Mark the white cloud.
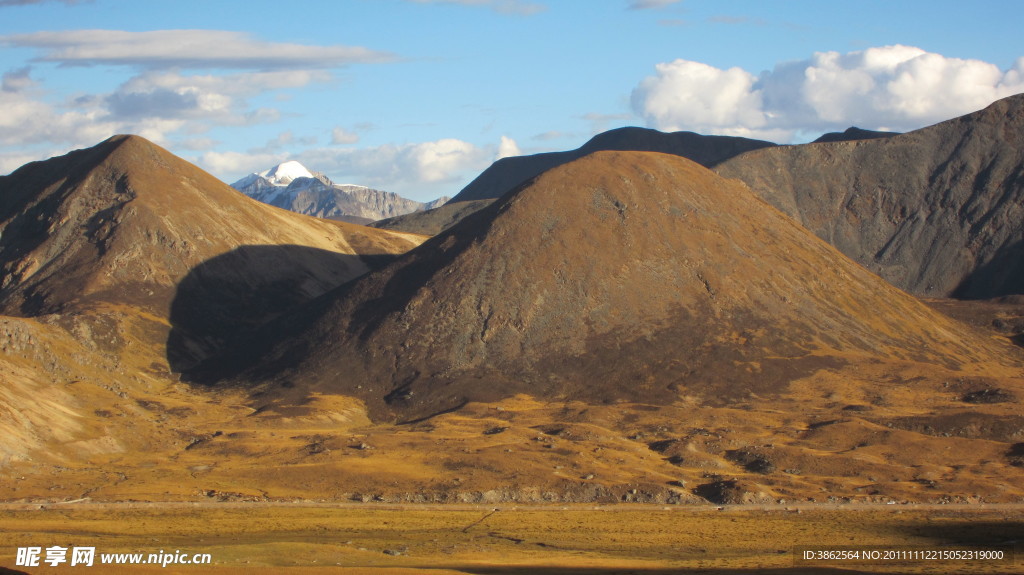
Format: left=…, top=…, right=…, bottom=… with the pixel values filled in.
left=0, top=151, right=46, bottom=175
left=496, top=135, right=521, bottom=159
left=331, top=127, right=360, bottom=145
left=631, top=45, right=1024, bottom=142
left=0, top=64, right=336, bottom=161
left=296, top=138, right=488, bottom=188
left=0, top=30, right=395, bottom=70
left=0, top=80, right=112, bottom=147
left=405, top=0, right=545, bottom=16
left=631, top=59, right=770, bottom=137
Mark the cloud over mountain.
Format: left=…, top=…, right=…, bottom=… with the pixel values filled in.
left=632, top=45, right=1024, bottom=141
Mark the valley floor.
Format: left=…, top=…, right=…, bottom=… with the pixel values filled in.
left=0, top=502, right=1021, bottom=574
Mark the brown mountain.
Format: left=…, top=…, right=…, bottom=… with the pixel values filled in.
left=372, top=127, right=776, bottom=236
left=715, top=93, right=1024, bottom=299
left=0, top=135, right=423, bottom=320
left=2, top=141, right=1022, bottom=506
left=238, top=150, right=1010, bottom=422
left=0, top=135, right=425, bottom=464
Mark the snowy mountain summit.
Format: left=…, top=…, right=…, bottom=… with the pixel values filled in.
left=259, top=160, right=315, bottom=185
left=231, top=161, right=448, bottom=224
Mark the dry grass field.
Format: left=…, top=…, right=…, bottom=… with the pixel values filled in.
left=0, top=503, right=1021, bottom=574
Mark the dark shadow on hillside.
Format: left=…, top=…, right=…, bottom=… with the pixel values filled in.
left=895, top=520, right=1024, bottom=547
left=953, top=240, right=1024, bottom=299
left=166, top=244, right=378, bottom=377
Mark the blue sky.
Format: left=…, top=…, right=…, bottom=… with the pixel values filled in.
left=1, top=0, right=1022, bottom=201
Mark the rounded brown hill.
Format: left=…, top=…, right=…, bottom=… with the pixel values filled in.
left=251, top=151, right=1008, bottom=420
left=0, top=135, right=426, bottom=371
left=0, top=135, right=424, bottom=318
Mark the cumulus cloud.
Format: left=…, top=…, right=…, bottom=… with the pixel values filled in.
left=496, top=135, right=521, bottom=159
left=632, top=59, right=771, bottom=137
left=0, top=30, right=395, bottom=159
left=294, top=139, right=489, bottom=189
left=405, top=0, right=545, bottom=16
left=199, top=137, right=490, bottom=200
left=0, top=80, right=114, bottom=147
left=199, top=150, right=290, bottom=182
left=0, top=64, right=340, bottom=165
left=101, top=69, right=327, bottom=126
left=631, top=45, right=1024, bottom=141
left=0, top=29, right=395, bottom=70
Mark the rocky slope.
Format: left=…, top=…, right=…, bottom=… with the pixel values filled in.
left=715, top=93, right=1024, bottom=299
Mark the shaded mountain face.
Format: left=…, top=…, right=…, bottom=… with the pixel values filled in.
left=0, top=135, right=425, bottom=359
left=242, top=151, right=1002, bottom=421
left=715, top=93, right=1024, bottom=299
left=371, top=198, right=495, bottom=236
left=232, top=162, right=449, bottom=222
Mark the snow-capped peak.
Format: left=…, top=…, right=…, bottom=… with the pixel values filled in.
left=259, top=161, right=314, bottom=186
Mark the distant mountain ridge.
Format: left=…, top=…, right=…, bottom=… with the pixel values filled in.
left=232, top=161, right=448, bottom=224
left=372, top=127, right=776, bottom=235
left=450, top=127, right=777, bottom=203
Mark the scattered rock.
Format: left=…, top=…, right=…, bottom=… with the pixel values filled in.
left=962, top=389, right=1016, bottom=404
left=726, top=448, right=776, bottom=474
left=694, top=479, right=757, bottom=505
left=647, top=438, right=679, bottom=453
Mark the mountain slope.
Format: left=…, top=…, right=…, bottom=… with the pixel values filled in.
left=0, top=135, right=425, bottom=465
left=0, top=136, right=424, bottom=317
left=715, top=93, right=1024, bottom=299
left=241, top=151, right=1009, bottom=421
left=0, top=135, right=427, bottom=374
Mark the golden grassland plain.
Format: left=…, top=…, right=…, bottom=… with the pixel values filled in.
left=1, top=503, right=1022, bottom=574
